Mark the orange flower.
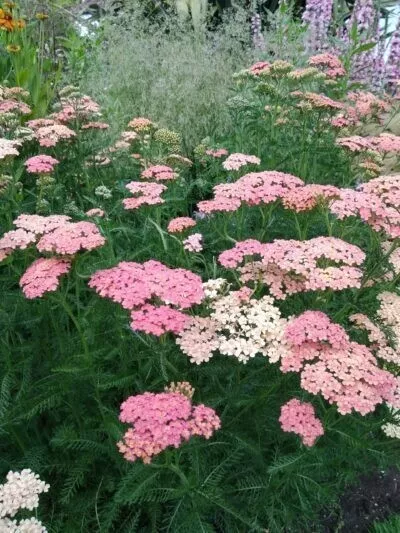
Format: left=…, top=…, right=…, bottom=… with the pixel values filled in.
left=0, top=9, right=14, bottom=31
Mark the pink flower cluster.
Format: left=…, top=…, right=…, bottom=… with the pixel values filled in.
left=167, top=217, right=196, bottom=233
left=24, top=155, right=59, bottom=174
left=279, top=399, right=324, bottom=446
left=197, top=171, right=304, bottom=214
left=128, top=117, right=154, bottom=132
left=330, top=175, right=400, bottom=238
left=123, top=181, right=166, bottom=210
left=183, top=233, right=203, bottom=253
left=0, top=99, right=31, bottom=115
left=141, top=165, right=177, bottom=181
left=205, top=148, right=229, bottom=158
left=89, top=260, right=204, bottom=336
left=81, top=121, right=109, bottom=130
left=55, top=95, right=101, bottom=123
left=280, top=311, right=398, bottom=415
left=296, top=92, right=344, bottom=111
left=86, top=208, right=105, bottom=218
left=222, top=153, right=261, bottom=171
left=20, top=258, right=72, bottom=299
left=35, top=124, right=76, bottom=147
left=117, top=391, right=220, bottom=463
left=219, top=237, right=365, bottom=299
left=248, top=61, right=271, bottom=75
left=337, top=133, right=400, bottom=154
left=308, top=53, right=345, bottom=78
left=0, top=215, right=105, bottom=298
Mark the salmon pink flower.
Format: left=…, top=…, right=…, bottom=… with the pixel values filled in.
left=25, top=155, right=59, bottom=174
left=20, top=257, right=72, bottom=299
left=279, top=399, right=324, bottom=446
left=167, top=217, right=196, bottom=233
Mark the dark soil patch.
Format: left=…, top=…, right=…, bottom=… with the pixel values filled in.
left=320, top=467, right=400, bottom=532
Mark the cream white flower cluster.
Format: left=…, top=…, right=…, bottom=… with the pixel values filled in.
left=177, top=287, right=288, bottom=364
left=383, top=405, right=400, bottom=440
left=202, top=278, right=228, bottom=300
left=0, top=470, right=49, bottom=532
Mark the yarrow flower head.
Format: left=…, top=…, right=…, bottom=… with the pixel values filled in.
left=279, top=311, right=398, bottom=415
left=0, top=469, right=49, bottom=518
left=36, top=221, right=105, bottom=255
left=0, top=138, right=19, bottom=159
left=85, top=208, right=105, bottom=218
left=123, top=181, right=166, bottom=210
left=20, top=258, right=72, bottom=299
left=128, top=117, right=154, bottom=132
left=219, top=237, right=365, bottom=299
left=89, top=260, right=204, bottom=311
left=130, top=304, right=190, bottom=336
left=35, top=124, right=76, bottom=147
left=279, top=398, right=324, bottom=446
left=308, top=53, right=346, bottom=77
left=167, top=217, right=196, bottom=233
left=117, top=391, right=220, bottom=463
left=141, top=165, right=177, bottom=181
left=24, top=155, right=59, bottom=174
left=183, top=233, right=203, bottom=253
left=222, top=153, right=261, bottom=171
left=205, top=148, right=228, bottom=158
left=13, top=214, right=71, bottom=235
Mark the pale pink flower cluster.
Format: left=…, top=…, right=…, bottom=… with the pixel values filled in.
left=85, top=208, right=105, bottom=218
left=222, top=153, right=261, bottom=171
left=130, top=304, right=190, bottom=336
left=308, top=53, right=345, bottom=77
left=0, top=99, right=31, bottom=115
left=24, top=155, right=59, bottom=174
left=205, top=148, right=229, bottom=158
left=167, top=217, right=196, bottom=233
left=128, top=117, right=154, bottom=132
left=123, top=181, right=166, bottom=210
left=298, top=92, right=344, bottom=110
left=19, top=258, right=72, bottom=299
left=197, top=171, right=304, bottom=214
left=35, top=124, right=76, bottom=147
left=55, top=95, right=101, bottom=123
left=280, top=311, right=398, bottom=415
left=177, top=289, right=288, bottom=364
left=141, top=165, right=177, bottom=181
left=0, top=138, right=20, bottom=159
left=347, top=91, right=390, bottom=117
left=36, top=221, right=105, bottom=255
left=0, top=215, right=104, bottom=298
left=183, top=233, right=203, bottom=253
left=283, top=184, right=340, bottom=211
left=337, top=133, right=400, bottom=154
left=330, top=175, right=400, bottom=238
left=117, top=391, right=220, bottom=463
left=0, top=516, right=47, bottom=531
left=26, top=118, right=56, bottom=131
left=219, top=237, right=365, bottom=299
left=350, top=311, right=400, bottom=365
left=0, top=469, right=49, bottom=518
left=279, top=398, right=324, bottom=446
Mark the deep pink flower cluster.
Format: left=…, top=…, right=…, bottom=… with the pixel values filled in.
left=280, top=311, right=398, bottom=415
left=123, top=181, right=166, bottom=210
left=219, top=237, right=365, bottom=299
left=279, top=399, right=324, bottom=446
left=19, top=258, right=72, bottom=299
left=308, top=53, right=345, bottom=77
left=35, top=124, right=76, bottom=147
left=117, top=391, right=220, bottom=463
left=167, top=217, right=196, bottom=233
left=197, top=171, right=304, bottom=214
left=36, top=221, right=105, bottom=255
left=222, top=153, right=261, bottom=171
left=330, top=175, right=400, bottom=238
left=141, top=165, right=177, bottom=181
left=89, top=260, right=204, bottom=310
left=90, top=260, right=204, bottom=336
left=24, top=155, right=59, bottom=174
left=130, top=304, right=190, bottom=336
